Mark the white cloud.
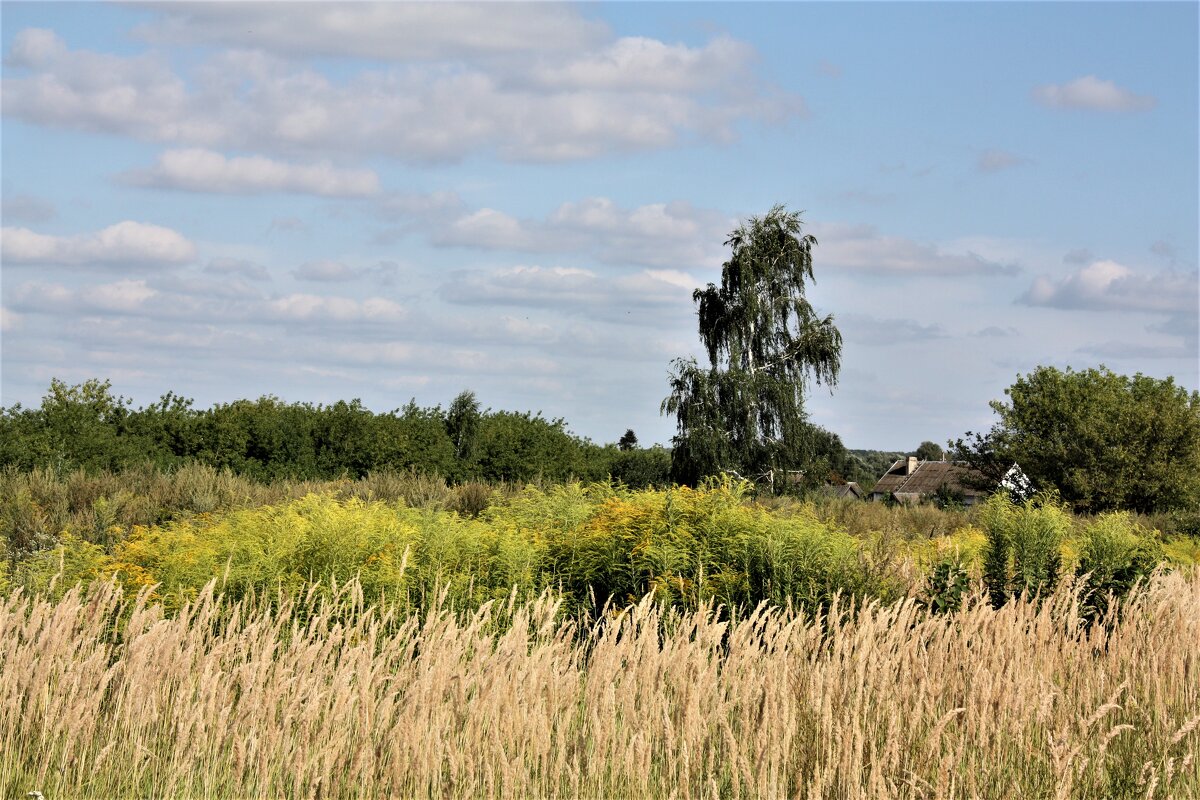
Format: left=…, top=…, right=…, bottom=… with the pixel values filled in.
left=434, top=197, right=731, bottom=267
left=89, top=279, right=158, bottom=312
left=3, top=26, right=800, bottom=164
left=812, top=223, right=1018, bottom=276
left=1, top=221, right=196, bottom=266
left=1032, top=75, right=1156, bottom=112
left=5, top=28, right=67, bottom=67
left=1020, top=260, right=1198, bottom=313
left=124, top=149, right=381, bottom=196
left=291, top=259, right=401, bottom=284
left=265, top=294, right=407, bottom=323
left=529, top=36, right=757, bottom=93
left=441, top=266, right=603, bottom=306
left=439, top=265, right=696, bottom=326
left=9, top=278, right=158, bottom=314
left=133, top=3, right=607, bottom=61
left=977, top=149, right=1028, bottom=173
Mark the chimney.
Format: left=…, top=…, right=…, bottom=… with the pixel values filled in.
left=906, top=456, right=918, bottom=475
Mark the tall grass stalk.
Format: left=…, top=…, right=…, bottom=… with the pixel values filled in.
left=2, top=572, right=1197, bottom=799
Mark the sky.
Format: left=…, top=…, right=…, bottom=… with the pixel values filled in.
left=1, top=1, right=1197, bottom=451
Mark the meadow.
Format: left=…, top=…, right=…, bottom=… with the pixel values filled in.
left=2, top=465, right=1198, bottom=798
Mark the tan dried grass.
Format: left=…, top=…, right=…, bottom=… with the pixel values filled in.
left=2, top=571, right=1197, bottom=799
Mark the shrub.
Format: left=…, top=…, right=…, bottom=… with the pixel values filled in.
left=449, top=482, right=493, bottom=518
left=1076, top=512, right=1163, bottom=623
left=981, top=492, right=1070, bottom=608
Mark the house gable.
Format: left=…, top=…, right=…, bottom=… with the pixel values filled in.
left=868, top=459, right=989, bottom=505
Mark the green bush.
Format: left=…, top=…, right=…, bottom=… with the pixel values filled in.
left=981, top=493, right=1070, bottom=608
left=1076, top=512, right=1163, bottom=623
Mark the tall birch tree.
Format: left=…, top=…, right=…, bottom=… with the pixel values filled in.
left=662, top=205, right=843, bottom=488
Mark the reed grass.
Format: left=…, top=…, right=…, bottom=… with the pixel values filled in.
left=2, top=571, right=1197, bottom=799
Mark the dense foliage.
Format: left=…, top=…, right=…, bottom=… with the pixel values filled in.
left=663, top=205, right=844, bottom=490
left=953, top=366, right=1200, bottom=513
left=4, top=469, right=1191, bottom=619
left=0, top=379, right=671, bottom=488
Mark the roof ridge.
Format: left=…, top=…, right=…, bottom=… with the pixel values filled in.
left=894, top=459, right=923, bottom=494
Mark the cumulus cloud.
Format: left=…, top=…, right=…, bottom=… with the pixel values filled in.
left=4, top=27, right=66, bottom=67
left=89, top=279, right=159, bottom=312
left=3, top=26, right=800, bottom=163
left=528, top=36, right=758, bottom=93
left=1, top=221, right=196, bottom=266
left=124, top=149, right=381, bottom=196
left=265, top=294, right=407, bottom=323
left=1020, top=260, right=1198, bottom=314
left=1, top=193, right=56, bottom=223
left=1032, top=75, right=1156, bottom=112
left=132, top=3, right=607, bottom=61
left=439, top=265, right=695, bottom=326
left=9, top=274, right=412, bottom=338
left=977, top=149, right=1028, bottom=173
left=292, top=260, right=401, bottom=284
left=9, top=278, right=159, bottom=315
left=812, top=223, right=1018, bottom=276
left=433, top=197, right=732, bottom=268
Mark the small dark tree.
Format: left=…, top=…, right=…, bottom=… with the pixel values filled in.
left=662, top=205, right=842, bottom=488
left=915, top=440, right=943, bottom=462
left=617, top=429, right=639, bottom=451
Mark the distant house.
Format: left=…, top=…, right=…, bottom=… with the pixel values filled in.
left=868, top=456, right=1028, bottom=507
left=832, top=481, right=865, bottom=500
left=817, top=481, right=865, bottom=500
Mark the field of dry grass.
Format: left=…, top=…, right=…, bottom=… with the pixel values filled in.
left=3, top=570, right=1197, bottom=799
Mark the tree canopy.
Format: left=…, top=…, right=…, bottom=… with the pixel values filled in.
left=952, top=365, right=1200, bottom=513
left=662, top=205, right=843, bottom=488
left=915, top=441, right=944, bottom=462
left=0, top=379, right=672, bottom=488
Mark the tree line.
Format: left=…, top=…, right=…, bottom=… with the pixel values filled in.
left=0, top=380, right=675, bottom=487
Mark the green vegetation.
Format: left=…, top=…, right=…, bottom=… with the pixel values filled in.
left=0, top=378, right=672, bottom=488
left=954, top=365, right=1200, bottom=513
left=3, top=465, right=1193, bottom=621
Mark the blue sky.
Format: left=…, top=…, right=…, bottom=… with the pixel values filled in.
left=2, top=1, right=1196, bottom=450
